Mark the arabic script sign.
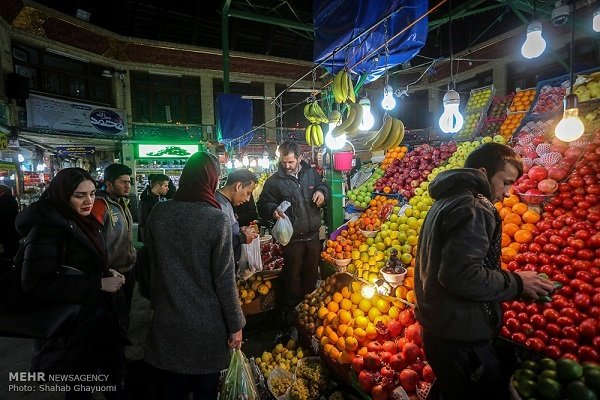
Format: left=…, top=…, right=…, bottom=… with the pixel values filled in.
left=57, top=146, right=96, bottom=156
left=26, top=94, right=128, bottom=136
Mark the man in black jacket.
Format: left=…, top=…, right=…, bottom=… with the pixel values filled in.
left=138, top=173, right=169, bottom=243
left=415, top=143, right=554, bottom=400
left=257, top=141, right=329, bottom=322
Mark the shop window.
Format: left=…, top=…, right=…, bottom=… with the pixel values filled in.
left=131, top=72, right=202, bottom=124
left=11, top=43, right=113, bottom=106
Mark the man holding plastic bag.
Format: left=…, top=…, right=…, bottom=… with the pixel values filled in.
left=216, top=169, right=259, bottom=275
left=257, top=141, right=329, bottom=326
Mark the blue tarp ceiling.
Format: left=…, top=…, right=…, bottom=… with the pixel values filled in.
left=313, top=0, right=429, bottom=83
left=216, top=94, right=254, bottom=147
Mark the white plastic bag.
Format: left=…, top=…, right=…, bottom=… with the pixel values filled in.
left=271, top=201, right=293, bottom=246
left=237, top=237, right=262, bottom=280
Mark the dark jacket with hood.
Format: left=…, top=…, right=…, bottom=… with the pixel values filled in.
left=15, top=200, right=123, bottom=373
left=414, top=168, right=523, bottom=343
left=257, top=160, right=329, bottom=241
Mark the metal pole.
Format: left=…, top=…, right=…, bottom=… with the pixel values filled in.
left=222, top=0, right=232, bottom=94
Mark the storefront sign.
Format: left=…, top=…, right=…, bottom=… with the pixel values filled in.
left=136, top=144, right=199, bottom=158
left=26, top=94, right=128, bottom=136
left=57, top=146, right=96, bottom=156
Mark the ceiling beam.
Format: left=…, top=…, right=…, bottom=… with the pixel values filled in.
left=227, top=9, right=313, bottom=32
left=428, top=0, right=489, bottom=31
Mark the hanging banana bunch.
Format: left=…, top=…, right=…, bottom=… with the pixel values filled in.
left=303, top=100, right=327, bottom=147
left=331, top=102, right=363, bottom=138
left=365, top=115, right=406, bottom=152
left=332, top=69, right=356, bottom=104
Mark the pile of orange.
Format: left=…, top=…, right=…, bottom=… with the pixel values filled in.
left=496, top=194, right=541, bottom=266
left=315, top=282, right=406, bottom=364
left=394, top=267, right=416, bottom=303
left=356, top=195, right=399, bottom=231
left=381, top=145, right=409, bottom=171
left=499, top=113, right=526, bottom=139
left=509, top=89, right=536, bottom=112
left=322, top=226, right=366, bottom=264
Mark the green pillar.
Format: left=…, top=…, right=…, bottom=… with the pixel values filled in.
left=222, top=0, right=232, bottom=94
left=326, top=163, right=345, bottom=233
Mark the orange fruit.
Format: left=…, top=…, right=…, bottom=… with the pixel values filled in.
left=317, top=307, right=329, bottom=320
left=354, top=315, right=369, bottom=329
left=406, top=290, right=416, bottom=303
left=327, top=301, right=340, bottom=313
left=350, top=293, right=362, bottom=305
left=336, top=336, right=346, bottom=351
left=501, top=233, right=512, bottom=247
left=332, top=292, right=343, bottom=303
left=508, top=242, right=522, bottom=251
left=503, top=213, right=522, bottom=226
left=522, top=210, right=540, bottom=224
left=352, top=308, right=365, bottom=318
left=501, top=247, right=517, bottom=262
left=406, top=267, right=414, bottom=277
left=321, top=336, right=330, bottom=348
left=338, top=309, right=352, bottom=325
left=340, top=298, right=353, bottom=311
left=375, top=298, right=390, bottom=314
left=357, top=346, right=368, bottom=357
left=388, top=306, right=400, bottom=319
left=403, top=277, right=414, bottom=290
left=354, top=328, right=367, bottom=343
left=514, top=229, right=533, bottom=244
left=512, top=203, right=528, bottom=216
left=316, top=325, right=324, bottom=338
left=341, top=287, right=351, bottom=298
left=368, top=307, right=382, bottom=322
left=499, top=207, right=512, bottom=220
left=521, top=223, right=538, bottom=233
left=503, top=223, right=520, bottom=238
left=340, top=350, right=355, bottom=364
left=345, top=336, right=359, bottom=351
left=337, top=323, right=348, bottom=336
left=503, top=194, right=520, bottom=208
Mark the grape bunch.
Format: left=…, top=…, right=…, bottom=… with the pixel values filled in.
left=269, top=376, right=293, bottom=396
left=294, top=359, right=328, bottom=399
left=289, top=379, right=310, bottom=400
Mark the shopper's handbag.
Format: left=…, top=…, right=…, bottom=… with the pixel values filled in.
left=0, top=234, right=82, bottom=339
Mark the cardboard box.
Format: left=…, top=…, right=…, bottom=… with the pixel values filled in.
left=241, top=289, right=277, bottom=316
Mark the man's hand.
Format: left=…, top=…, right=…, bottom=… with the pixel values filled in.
left=312, top=190, right=325, bottom=207
left=515, top=271, right=554, bottom=299
left=241, top=226, right=258, bottom=244
left=228, top=330, right=243, bottom=349
left=273, top=209, right=285, bottom=220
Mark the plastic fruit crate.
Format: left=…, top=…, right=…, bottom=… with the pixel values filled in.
left=488, top=94, right=514, bottom=119
left=465, top=84, right=496, bottom=113
left=509, top=88, right=536, bottom=113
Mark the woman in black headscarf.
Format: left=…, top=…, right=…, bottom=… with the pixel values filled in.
left=15, top=168, right=126, bottom=400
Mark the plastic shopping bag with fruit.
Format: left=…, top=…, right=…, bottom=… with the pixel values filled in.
left=271, top=201, right=293, bottom=246
left=238, top=237, right=262, bottom=280
left=220, top=349, right=259, bottom=400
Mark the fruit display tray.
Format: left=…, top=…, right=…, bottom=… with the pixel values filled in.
left=574, top=68, right=600, bottom=103
left=487, top=94, right=514, bottom=119
left=456, top=110, right=485, bottom=140
left=465, top=84, right=496, bottom=113
left=529, top=74, right=570, bottom=119
left=508, top=88, right=537, bottom=113
left=480, top=117, right=505, bottom=137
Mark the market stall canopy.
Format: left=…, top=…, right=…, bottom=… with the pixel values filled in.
left=313, top=0, right=428, bottom=83
left=216, top=94, right=254, bottom=147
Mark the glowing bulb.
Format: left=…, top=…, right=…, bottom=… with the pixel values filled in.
left=249, top=159, right=257, bottom=168
left=521, top=21, right=546, bottom=59
left=325, top=124, right=347, bottom=150
left=259, top=156, right=270, bottom=169
left=275, top=145, right=280, bottom=158
left=359, top=97, right=375, bottom=130
left=594, top=10, right=600, bottom=32
left=36, top=163, right=46, bottom=172
left=242, top=155, right=249, bottom=167
left=226, top=160, right=233, bottom=169
left=234, top=159, right=243, bottom=168
left=381, top=85, right=396, bottom=111
left=360, top=284, right=376, bottom=299
left=555, top=95, right=584, bottom=142
left=18, top=154, right=25, bottom=163
left=438, top=90, right=464, bottom=133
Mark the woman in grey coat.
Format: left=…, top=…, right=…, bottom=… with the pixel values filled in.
left=144, top=152, right=245, bottom=400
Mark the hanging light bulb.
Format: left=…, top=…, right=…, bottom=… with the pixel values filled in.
left=17, top=154, right=25, bottom=163
left=242, top=155, right=250, bottom=167
left=521, top=21, right=546, bottom=59
left=226, top=160, right=233, bottom=169
left=325, top=123, right=347, bottom=150
left=438, top=89, right=464, bottom=133
left=555, top=94, right=585, bottom=142
left=249, top=158, right=258, bottom=168
left=594, top=9, right=600, bottom=32
left=360, top=284, right=376, bottom=299
left=381, top=85, right=396, bottom=111
left=359, top=97, right=375, bottom=130
left=234, top=159, right=243, bottom=168
left=275, top=145, right=280, bottom=158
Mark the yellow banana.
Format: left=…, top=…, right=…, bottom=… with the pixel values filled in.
left=305, top=124, right=312, bottom=145
left=303, top=103, right=311, bottom=120
left=345, top=103, right=363, bottom=137
left=346, top=73, right=356, bottom=103
left=331, top=105, right=356, bottom=137
left=333, top=71, right=345, bottom=104
left=311, top=124, right=320, bottom=146
left=370, top=115, right=393, bottom=150
left=340, top=70, right=349, bottom=103
left=313, top=124, right=323, bottom=146
left=389, top=119, right=405, bottom=149
left=381, top=118, right=400, bottom=150
left=313, top=101, right=329, bottom=122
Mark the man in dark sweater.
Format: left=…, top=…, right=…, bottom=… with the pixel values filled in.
left=415, top=143, right=554, bottom=400
left=257, top=141, right=329, bottom=321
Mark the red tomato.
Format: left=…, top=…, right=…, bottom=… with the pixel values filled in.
left=530, top=314, right=546, bottom=329
left=545, top=323, right=562, bottom=337
left=559, top=338, right=579, bottom=353
left=578, top=346, right=600, bottom=363
left=574, top=293, right=592, bottom=311
left=511, top=332, right=527, bottom=345
left=525, top=337, right=546, bottom=353
left=544, top=345, right=562, bottom=358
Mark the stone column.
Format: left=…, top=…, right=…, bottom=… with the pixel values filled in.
left=200, top=74, right=214, bottom=141
left=493, top=63, right=508, bottom=96
left=264, top=82, right=276, bottom=143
